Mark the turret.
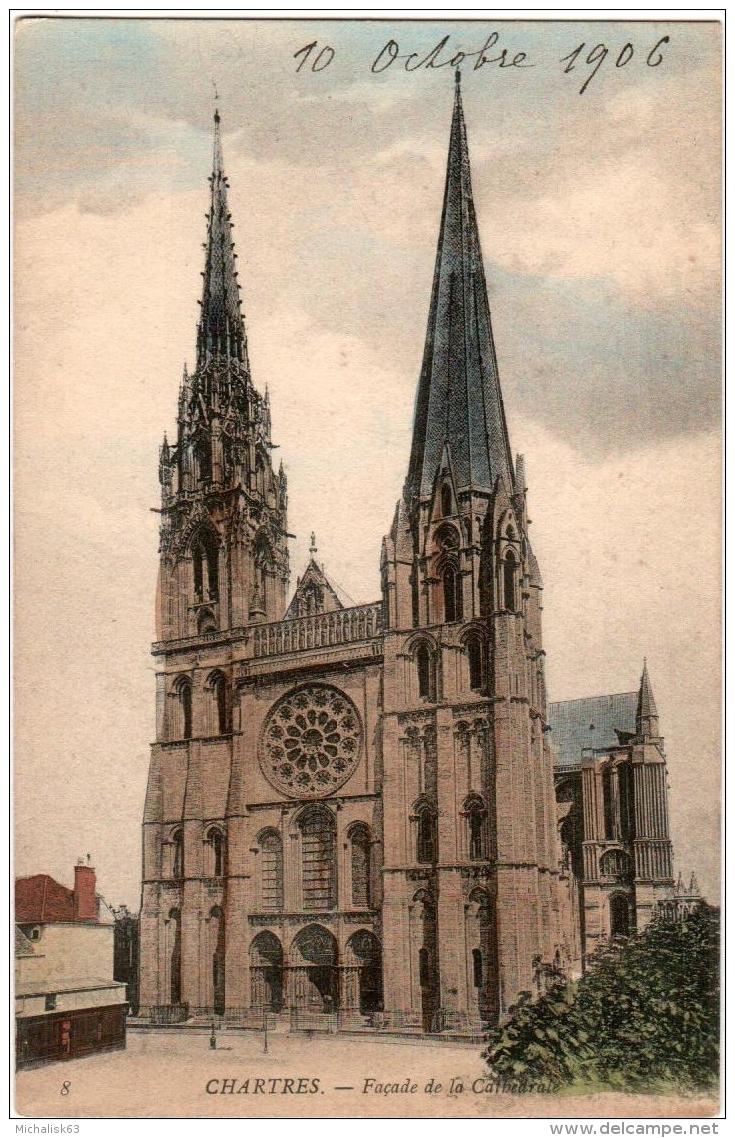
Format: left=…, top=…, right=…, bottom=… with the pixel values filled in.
left=635, top=659, right=660, bottom=740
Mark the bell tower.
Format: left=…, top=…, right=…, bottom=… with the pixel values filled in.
left=139, top=107, right=290, bottom=1019
left=156, top=107, right=289, bottom=642
left=380, top=73, right=570, bottom=1031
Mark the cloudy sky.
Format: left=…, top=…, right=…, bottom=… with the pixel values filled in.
left=14, top=18, right=720, bottom=908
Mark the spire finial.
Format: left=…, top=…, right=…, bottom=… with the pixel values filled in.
left=212, top=79, right=220, bottom=122
left=455, top=66, right=461, bottom=87
left=309, top=532, right=317, bottom=556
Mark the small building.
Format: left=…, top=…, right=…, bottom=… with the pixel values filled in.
left=15, top=860, right=127, bottom=1067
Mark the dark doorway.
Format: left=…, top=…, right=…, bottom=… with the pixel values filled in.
left=292, top=924, right=340, bottom=1013
left=250, top=931, right=284, bottom=1012
left=308, top=965, right=339, bottom=1011
left=610, top=893, right=630, bottom=938
left=347, top=931, right=383, bottom=1015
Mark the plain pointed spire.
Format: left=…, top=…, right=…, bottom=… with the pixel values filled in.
left=406, top=71, right=515, bottom=504
left=636, top=659, right=660, bottom=738
left=197, top=106, right=249, bottom=370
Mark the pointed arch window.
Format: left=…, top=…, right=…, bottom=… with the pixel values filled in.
left=259, top=830, right=283, bottom=913
left=192, top=531, right=219, bottom=603
left=503, top=551, right=517, bottom=613
left=207, top=543, right=218, bottom=600
left=416, top=803, right=438, bottom=865
left=415, top=642, right=435, bottom=702
left=298, top=806, right=336, bottom=912
left=440, top=482, right=452, bottom=517
left=210, top=672, right=229, bottom=734
left=171, top=830, right=184, bottom=880
left=465, top=633, right=485, bottom=691
left=206, top=827, right=225, bottom=877
left=176, top=678, right=192, bottom=740
left=193, top=545, right=204, bottom=600
left=196, top=439, right=211, bottom=484
left=254, top=536, right=273, bottom=614
left=349, top=824, right=372, bottom=908
left=466, top=798, right=488, bottom=861
left=443, top=563, right=462, bottom=623
left=602, top=763, right=620, bottom=841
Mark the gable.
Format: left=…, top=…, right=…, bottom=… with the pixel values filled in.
left=284, top=558, right=353, bottom=620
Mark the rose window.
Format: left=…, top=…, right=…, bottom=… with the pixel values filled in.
left=260, top=684, right=362, bottom=798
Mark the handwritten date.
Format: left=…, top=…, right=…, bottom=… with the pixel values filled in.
left=293, top=32, right=670, bottom=95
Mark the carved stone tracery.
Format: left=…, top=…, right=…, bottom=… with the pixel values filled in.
left=260, top=683, right=362, bottom=799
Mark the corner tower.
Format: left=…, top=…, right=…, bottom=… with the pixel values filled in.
left=380, top=74, right=572, bottom=1031
left=139, top=109, right=289, bottom=1018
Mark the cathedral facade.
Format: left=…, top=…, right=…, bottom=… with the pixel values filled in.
left=139, top=79, right=679, bottom=1033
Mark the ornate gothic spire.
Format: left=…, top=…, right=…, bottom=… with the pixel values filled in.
left=197, top=107, right=249, bottom=370
left=406, top=71, right=515, bottom=504
left=636, top=659, right=660, bottom=738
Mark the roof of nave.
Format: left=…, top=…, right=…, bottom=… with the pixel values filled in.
left=549, top=692, right=638, bottom=772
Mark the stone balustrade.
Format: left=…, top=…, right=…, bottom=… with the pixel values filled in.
left=252, top=602, right=383, bottom=659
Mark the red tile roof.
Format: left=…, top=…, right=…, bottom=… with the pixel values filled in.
left=16, top=874, right=76, bottom=923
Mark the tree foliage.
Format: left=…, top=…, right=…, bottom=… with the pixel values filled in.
left=483, top=906, right=720, bottom=1094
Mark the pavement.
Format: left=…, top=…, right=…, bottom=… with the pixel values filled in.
left=14, top=1027, right=718, bottom=1119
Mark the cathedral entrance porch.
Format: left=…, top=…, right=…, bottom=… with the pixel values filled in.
left=287, top=925, right=339, bottom=1014
left=287, top=964, right=339, bottom=1013
left=250, top=932, right=284, bottom=1013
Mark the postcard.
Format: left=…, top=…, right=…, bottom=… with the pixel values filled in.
left=13, top=15, right=722, bottom=1122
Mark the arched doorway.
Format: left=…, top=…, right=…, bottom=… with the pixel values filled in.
left=250, top=932, right=284, bottom=1012
left=346, top=931, right=383, bottom=1015
left=290, top=925, right=339, bottom=1012
left=610, top=893, right=631, bottom=938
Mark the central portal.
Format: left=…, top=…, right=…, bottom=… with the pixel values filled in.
left=290, top=924, right=339, bottom=1012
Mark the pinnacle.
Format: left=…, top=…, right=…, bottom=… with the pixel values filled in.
left=636, top=659, right=659, bottom=737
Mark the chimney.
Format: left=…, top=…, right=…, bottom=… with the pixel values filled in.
left=73, top=860, right=98, bottom=921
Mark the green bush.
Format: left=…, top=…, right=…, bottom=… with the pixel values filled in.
left=483, top=905, right=720, bottom=1094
